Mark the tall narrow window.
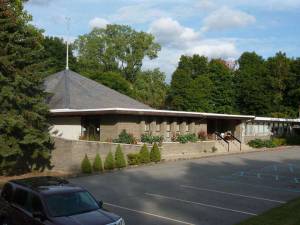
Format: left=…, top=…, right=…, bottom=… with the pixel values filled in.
left=156, top=123, right=161, bottom=132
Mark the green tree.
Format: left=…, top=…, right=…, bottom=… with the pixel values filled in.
left=267, top=52, right=294, bottom=116
left=286, top=58, right=300, bottom=116
left=89, top=71, right=133, bottom=97
left=75, top=24, right=161, bottom=82
left=139, top=144, right=150, bottom=164
left=235, top=52, right=272, bottom=116
left=0, top=0, right=53, bottom=175
left=167, top=55, right=213, bottom=112
left=81, top=154, right=92, bottom=174
left=208, top=59, right=235, bottom=113
left=150, top=143, right=161, bottom=163
left=40, top=36, right=77, bottom=76
left=133, top=69, right=168, bottom=108
left=115, top=145, right=126, bottom=168
left=93, top=153, right=103, bottom=172
left=104, top=151, right=115, bottom=170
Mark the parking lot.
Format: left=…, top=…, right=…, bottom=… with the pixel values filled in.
left=70, top=146, right=300, bottom=225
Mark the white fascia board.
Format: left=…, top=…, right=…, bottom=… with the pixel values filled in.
left=254, top=117, right=300, bottom=123
left=50, top=108, right=255, bottom=119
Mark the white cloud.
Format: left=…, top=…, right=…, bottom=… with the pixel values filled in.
left=186, top=39, right=239, bottom=59
left=89, top=17, right=109, bottom=29
left=149, top=17, right=200, bottom=49
left=113, top=4, right=167, bottom=24
left=145, top=17, right=240, bottom=81
left=201, top=7, right=256, bottom=32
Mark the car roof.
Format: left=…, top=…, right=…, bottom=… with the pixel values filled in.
left=10, top=176, right=84, bottom=195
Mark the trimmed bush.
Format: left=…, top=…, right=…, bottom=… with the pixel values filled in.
left=141, top=134, right=164, bottom=144
left=248, top=139, right=277, bottom=148
left=139, top=144, right=150, bottom=164
left=272, top=138, right=286, bottom=146
left=127, top=153, right=140, bottom=165
left=113, top=130, right=136, bottom=144
left=93, top=153, right=103, bottom=172
left=176, top=133, right=198, bottom=143
left=104, top=151, right=115, bottom=170
left=115, top=145, right=126, bottom=168
left=81, top=154, right=92, bottom=174
left=150, top=143, right=161, bottom=163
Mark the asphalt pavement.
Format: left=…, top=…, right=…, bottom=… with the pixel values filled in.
left=70, top=146, right=300, bottom=225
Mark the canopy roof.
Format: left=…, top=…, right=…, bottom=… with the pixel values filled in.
left=44, top=70, right=152, bottom=110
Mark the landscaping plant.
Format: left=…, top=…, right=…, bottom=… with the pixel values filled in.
left=127, top=153, right=140, bottom=165
left=141, top=134, right=164, bottom=144
left=150, top=143, right=161, bottom=163
left=113, top=130, right=136, bottom=144
left=104, top=151, right=115, bottom=170
left=93, top=153, right=103, bottom=172
left=81, top=154, right=92, bottom=174
left=139, top=144, right=150, bottom=164
left=115, top=145, right=126, bottom=168
left=176, top=134, right=198, bottom=143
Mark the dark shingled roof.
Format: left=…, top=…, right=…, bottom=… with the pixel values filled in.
left=44, top=70, right=152, bottom=110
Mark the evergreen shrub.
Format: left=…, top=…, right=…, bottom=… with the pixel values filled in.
left=139, top=144, right=150, bottom=164
left=93, top=153, right=103, bottom=172
left=115, top=145, right=126, bottom=168
left=150, top=143, right=161, bottom=162
left=127, top=153, right=140, bottom=165
left=104, top=151, right=115, bottom=170
left=81, top=154, right=92, bottom=174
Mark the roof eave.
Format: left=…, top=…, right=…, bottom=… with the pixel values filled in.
left=49, top=108, right=255, bottom=120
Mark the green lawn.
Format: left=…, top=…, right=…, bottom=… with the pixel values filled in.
left=237, top=197, right=300, bottom=225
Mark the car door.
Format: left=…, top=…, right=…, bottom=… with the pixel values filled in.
left=26, top=193, right=45, bottom=225
left=11, top=188, right=45, bottom=225
left=11, top=188, right=31, bottom=225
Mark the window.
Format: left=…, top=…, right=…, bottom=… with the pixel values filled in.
left=145, top=123, right=150, bottom=132
left=156, top=123, right=160, bottom=132
left=1, top=183, right=13, bottom=202
left=30, top=194, right=44, bottom=213
left=186, top=124, right=189, bottom=132
left=13, top=188, right=28, bottom=209
left=45, top=191, right=99, bottom=217
left=166, top=124, right=171, bottom=131
left=176, top=124, right=180, bottom=132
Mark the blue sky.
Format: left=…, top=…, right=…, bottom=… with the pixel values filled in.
left=25, top=0, right=300, bottom=81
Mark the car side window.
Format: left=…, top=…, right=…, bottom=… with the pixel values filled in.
left=12, top=188, right=28, bottom=209
left=1, top=183, right=13, bottom=202
left=30, top=194, right=44, bottom=213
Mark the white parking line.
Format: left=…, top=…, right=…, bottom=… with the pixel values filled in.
left=105, top=202, right=196, bottom=225
left=181, top=185, right=286, bottom=204
left=145, top=193, right=257, bottom=216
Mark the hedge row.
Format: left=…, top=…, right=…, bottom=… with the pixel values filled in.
left=248, top=136, right=300, bottom=148
left=81, top=144, right=127, bottom=174
left=81, top=143, right=161, bottom=174
left=127, top=143, right=161, bottom=165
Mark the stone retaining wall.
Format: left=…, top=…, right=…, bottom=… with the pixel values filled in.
left=51, top=137, right=217, bottom=173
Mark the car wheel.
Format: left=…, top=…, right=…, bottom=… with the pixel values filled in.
left=0, top=217, right=11, bottom=225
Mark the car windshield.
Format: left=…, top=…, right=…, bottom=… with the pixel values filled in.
left=45, top=191, right=99, bottom=217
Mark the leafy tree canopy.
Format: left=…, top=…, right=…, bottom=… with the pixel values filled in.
left=74, top=24, right=161, bottom=82
left=133, top=69, right=168, bottom=109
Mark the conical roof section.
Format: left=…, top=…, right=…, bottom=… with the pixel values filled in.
left=44, top=70, right=152, bottom=110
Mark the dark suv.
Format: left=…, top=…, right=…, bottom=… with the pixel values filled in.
left=0, top=176, right=125, bottom=225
